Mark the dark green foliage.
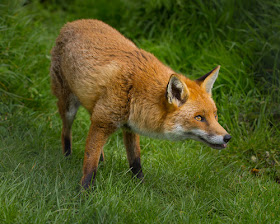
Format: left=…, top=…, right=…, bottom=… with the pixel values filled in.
left=0, top=0, right=280, bottom=223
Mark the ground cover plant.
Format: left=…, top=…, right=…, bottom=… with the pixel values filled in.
left=0, top=0, right=280, bottom=223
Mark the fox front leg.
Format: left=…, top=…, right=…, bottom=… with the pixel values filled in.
left=81, top=122, right=114, bottom=189
left=123, top=129, right=144, bottom=180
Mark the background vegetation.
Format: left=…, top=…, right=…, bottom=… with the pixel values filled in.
left=1, top=0, right=279, bottom=223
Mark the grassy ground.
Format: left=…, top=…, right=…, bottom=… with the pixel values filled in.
left=1, top=0, right=280, bottom=223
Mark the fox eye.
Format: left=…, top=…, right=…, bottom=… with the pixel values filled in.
left=195, top=115, right=205, bottom=122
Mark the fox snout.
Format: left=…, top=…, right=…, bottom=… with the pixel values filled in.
left=217, top=133, right=232, bottom=149
left=206, top=133, right=232, bottom=150
left=223, top=134, right=232, bottom=143
left=203, top=133, right=232, bottom=150
left=191, top=129, right=232, bottom=150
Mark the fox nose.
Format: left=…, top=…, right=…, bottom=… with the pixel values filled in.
left=223, top=134, right=232, bottom=143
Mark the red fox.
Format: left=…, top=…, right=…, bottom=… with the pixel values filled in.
left=50, top=19, right=231, bottom=189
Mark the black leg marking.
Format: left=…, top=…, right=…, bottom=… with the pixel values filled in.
left=130, top=157, right=144, bottom=179
left=100, top=153, right=104, bottom=162
left=64, top=137, right=71, bottom=157
left=82, top=170, right=97, bottom=190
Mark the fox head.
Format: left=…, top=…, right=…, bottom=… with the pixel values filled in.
left=164, top=66, right=231, bottom=149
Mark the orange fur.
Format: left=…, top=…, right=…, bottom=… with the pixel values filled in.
left=50, top=19, right=231, bottom=189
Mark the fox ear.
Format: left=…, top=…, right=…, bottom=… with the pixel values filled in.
left=166, top=74, right=189, bottom=107
left=196, top=65, right=220, bottom=95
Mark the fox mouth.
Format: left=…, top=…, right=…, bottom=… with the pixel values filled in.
left=182, top=131, right=228, bottom=150
left=206, top=142, right=227, bottom=150
left=198, top=137, right=227, bottom=150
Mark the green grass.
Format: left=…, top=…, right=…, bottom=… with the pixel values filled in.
left=1, top=0, right=280, bottom=223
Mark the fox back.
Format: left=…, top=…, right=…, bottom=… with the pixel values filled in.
left=50, top=19, right=231, bottom=189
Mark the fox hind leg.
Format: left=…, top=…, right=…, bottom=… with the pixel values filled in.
left=51, top=58, right=80, bottom=156
left=57, top=92, right=80, bottom=156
